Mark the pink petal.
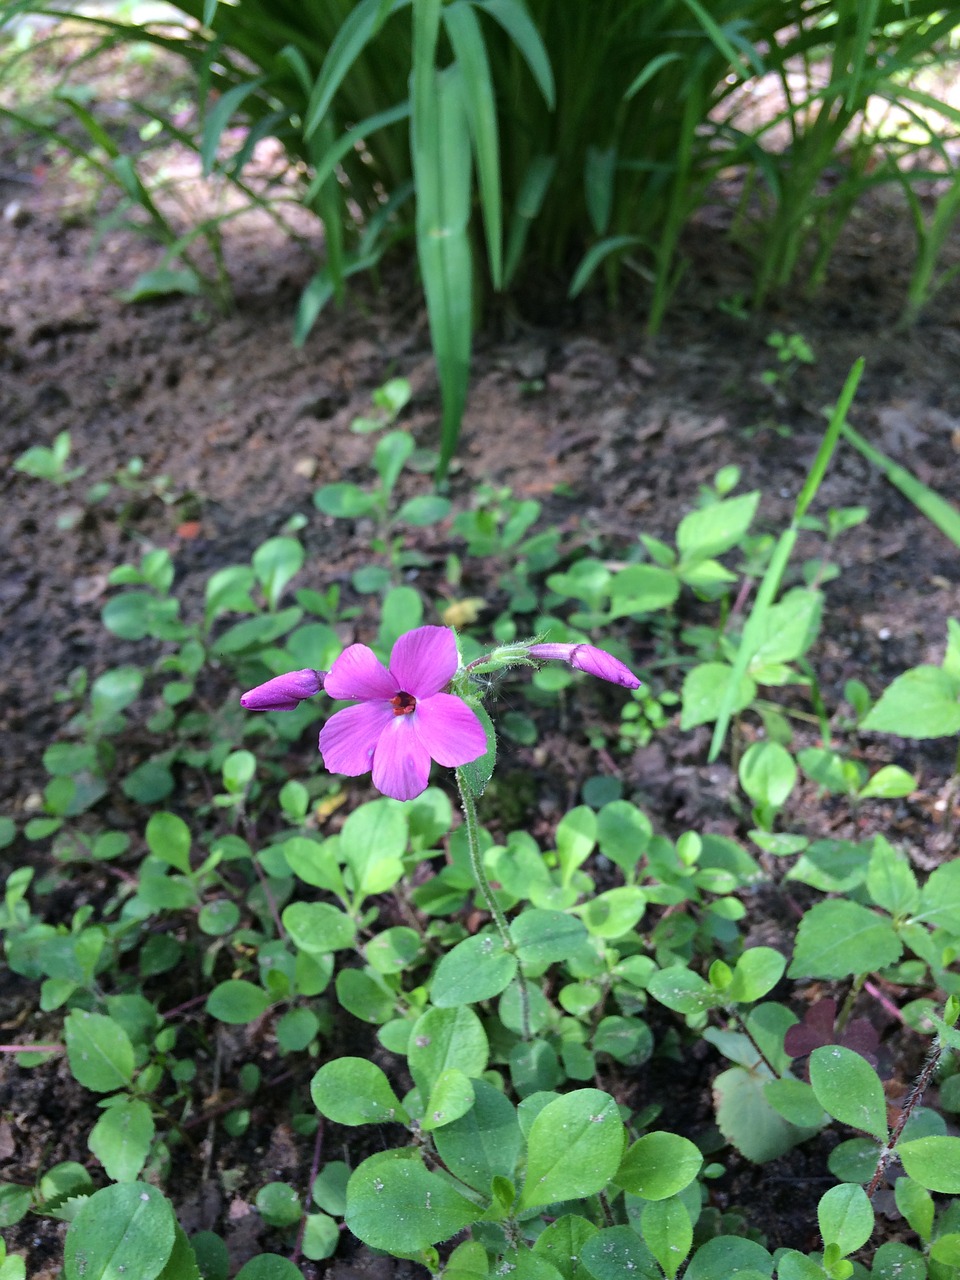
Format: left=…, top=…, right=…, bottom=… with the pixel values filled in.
left=371, top=716, right=432, bottom=801
left=319, top=701, right=393, bottom=776
left=389, top=626, right=458, bottom=699
left=324, top=644, right=397, bottom=701
left=414, top=693, right=488, bottom=767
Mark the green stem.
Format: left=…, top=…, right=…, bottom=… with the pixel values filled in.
left=455, top=768, right=531, bottom=1041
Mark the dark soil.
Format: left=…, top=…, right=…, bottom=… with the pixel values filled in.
left=2, top=116, right=959, bottom=1278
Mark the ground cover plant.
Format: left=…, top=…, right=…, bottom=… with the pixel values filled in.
left=4, top=334, right=960, bottom=1278
left=3, top=1, right=960, bottom=469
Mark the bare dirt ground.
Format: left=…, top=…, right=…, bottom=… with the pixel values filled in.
left=2, top=116, right=960, bottom=1276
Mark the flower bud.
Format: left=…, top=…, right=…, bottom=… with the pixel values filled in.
left=240, top=669, right=325, bottom=711
left=527, top=642, right=641, bottom=689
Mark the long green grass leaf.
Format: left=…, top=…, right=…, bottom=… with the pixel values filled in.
left=200, top=77, right=265, bottom=175
left=412, top=0, right=472, bottom=479
left=569, top=235, right=642, bottom=298
left=480, top=0, right=555, bottom=109
left=304, top=101, right=410, bottom=206
left=303, top=0, right=403, bottom=140
left=584, top=145, right=616, bottom=237
left=679, top=0, right=754, bottom=80
left=795, top=357, right=865, bottom=519
left=445, top=1, right=503, bottom=286
left=624, top=52, right=684, bottom=102
left=708, top=360, right=866, bottom=763
left=504, top=153, right=556, bottom=285
left=841, top=423, right=960, bottom=549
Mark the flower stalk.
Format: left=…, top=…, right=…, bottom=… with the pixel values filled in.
left=455, top=767, right=532, bottom=1042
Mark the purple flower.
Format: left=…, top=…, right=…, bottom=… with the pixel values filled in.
left=527, top=642, right=641, bottom=689
left=319, top=626, right=487, bottom=801
left=240, top=669, right=325, bottom=711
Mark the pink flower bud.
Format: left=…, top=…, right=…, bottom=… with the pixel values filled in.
left=240, top=669, right=325, bottom=711
left=527, top=642, right=641, bottom=689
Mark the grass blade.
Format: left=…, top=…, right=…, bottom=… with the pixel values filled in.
left=412, top=0, right=472, bottom=479
left=479, top=0, right=555, bottom=109
left=841, top=423, right=960, bottom=549
left=708, top=360, right=866, bottom=763
left=504, top=153, right=556, bottom=285
left=569, top=235, right=642, bottom=298
left=445, top=1, right=503, bottom=287
left=303, top=0, right=401, bottom=140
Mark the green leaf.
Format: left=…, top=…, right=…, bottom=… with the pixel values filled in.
left=641, top=1195, right=692, bottom=1278
left=714, top=1066, right=815, bottom=1163
left=510, top=909, right=587, bottom=966
left=684, top=1236, right=773, bottom=1280
left=764, top=1079, right=826, bottom=1129
left=809, top=1046, right=888, bottom=1141
left=430, top=931, right=517, bottom=1006
left=519, top=1089, right=624, bottom=1209
left=533, top=1215, right=600, bottom=1280
left=914, top=859, right=960, bottom=932
left=0, top=1185, right=31, bottom=1228
left=788, top=900, right=902, bottom=979
left=872, top=1242, right=926, bottom=1280
left=281, top=902, right=356, bottom=954
left=899, top=1135, right=960, bottom=1193
left=444, top=0, right=502, bottom=284
left=739, top=742, right=797, bottom=809
left=859, top=765, right=916, bottom=799
left=145, top=812, right=191, bottom=873
left=275, top=1007, right=320, bottom=1053
left=65, top=1012, right=135, bottom=1093
left=817, top=1183, right=874, bottom=1255
left=90, top=666, right=144, bottom=721
left=301, top=1212, right=338, bottom=1262
left=748, top=588, right=822, bottom=670
left=581, top=1228, right=660, bottom=1279
left=866, top=836, right=919, bottom=916
left=407, top=1005, right=489, bottom=1097
left=647, top=967, right=724, bottom=1017
left=727, top=948, right=787, bottom=1004
left=433, top=1078, right=522, bottom=1193
left=345, top=1151, right=478, bottom=1253
left=335, top=969, right=395, bottom=1023
left=596, top=800, right=653, bottom=872
left=681, top=662, right=756, bottom=730
left=252, top=537, right=304, bottom=610
left=123, top=759, right=175, bottom=805
left=420, top=1068, right=475, bottom=1132
left=64, top=1183, right=175, bottom=1280
left=340, top=800, right=408, bottom=897
left=607, top=565, right=680, bottom=617
left=255, top=1182, right=301, bottom=1228
left=677, top=492, right=760, bottom=563
left=235, top=1257, right=304, bottom=1280
left=862, top=666, right=960, bottom=738
left=412, top=55, right=473, bottom=478
left=614, top=1132, right=702, bottom=1200
left=395, top=494, right=452, bottom=526
left=578, top=887, right=646, bottom=939
left=555, top=805, right=596, bottom=884
left=204, top=564, right=257, bottom=626
left=215, top=608, right=302, bottom=655
left=205, top=980, right=270, bottom=1025
left=311, top=1057, right=406, bottom=1126
left=89, top=1098, right=154, bottom=1183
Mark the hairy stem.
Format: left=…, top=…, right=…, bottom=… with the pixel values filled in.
left=455, top=768, right=531, bottom=1041
left=867, top=1041, right=944, bottom=1198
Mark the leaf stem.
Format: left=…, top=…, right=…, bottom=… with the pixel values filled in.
left=455, top=768, right=531, bottom=1041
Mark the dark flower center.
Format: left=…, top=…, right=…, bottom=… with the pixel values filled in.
left=391, top=691, right=417, bottom=716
